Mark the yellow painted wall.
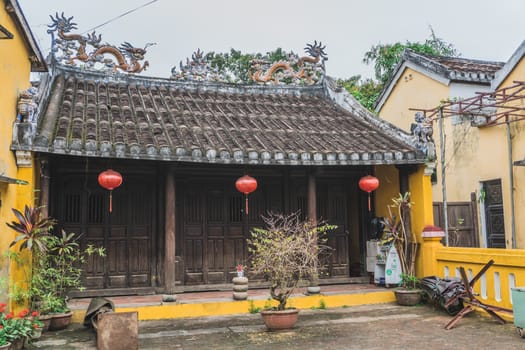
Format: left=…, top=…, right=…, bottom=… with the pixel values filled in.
left=497, top=55, right=525, bottom=248
left=378, top=67, right=452, bottom=203
left=0, top=7, right=38, bottom=307
left=378, top=67, right=449, bottom=131
left=374, top=165, right=400, bottom=219
left=374, top=164, right=433, bottom=278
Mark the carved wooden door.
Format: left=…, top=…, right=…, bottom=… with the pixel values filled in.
left=182, top=182, right=232, bottom=284
left=55, top=173, right=155, bottom=291
left=317, top=181, right=349, bottom=278
left=482, top=179, right=505, bottom=248
left=180, top=177, right=282, bottom=285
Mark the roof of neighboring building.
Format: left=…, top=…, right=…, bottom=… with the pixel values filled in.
left=16, top=63, right=424, bottom=166
left=492, top=40, right=525, bottom=89
left=374, top=49, right=504, bottom=112
left=4, top=0, right=47, bottom=72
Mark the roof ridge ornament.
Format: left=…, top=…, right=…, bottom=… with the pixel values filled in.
left=171, top=41, right=327, bottom=85
left=251, top=41, right=327, bottom=85
left=171, top=48, right=223, bottom=82
left=47, top=12, right=154, bottom=74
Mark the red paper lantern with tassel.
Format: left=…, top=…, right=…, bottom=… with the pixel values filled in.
left=359, top=175, right=379, bottom=211
left=235, top=175, right=257, bottom=215
left=98, top=169, right=123, bottom=213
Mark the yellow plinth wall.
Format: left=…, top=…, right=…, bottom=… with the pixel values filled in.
left=421, top=234, right=524, bottom=322
left=70, top=290, right=396, bottom=323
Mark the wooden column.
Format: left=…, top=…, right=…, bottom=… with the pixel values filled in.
left=307, top=171, right=317, bottom=223
left=39, top=158, right=50, bottom=217
left=164, top=168, right=176, bottom=295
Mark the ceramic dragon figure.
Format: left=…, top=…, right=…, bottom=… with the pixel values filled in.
left=91, top=41, right=155, bottom=74
left=251, top=41, right=327, bottom=85
left=47, top=13, right=153, bottom=74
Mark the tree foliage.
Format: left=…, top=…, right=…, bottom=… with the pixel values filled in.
left=342, top=27, right=459, bottom=111
left=204, top=48, right=290, bottom=84
left=337, top=75, right=383, bottom=111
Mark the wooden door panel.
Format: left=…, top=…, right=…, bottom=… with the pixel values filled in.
left=184, top=238, right=204, bottom=284
left=84, top=238, right=105, bottom=288
left=317, top=181, right=349, bottom=278
left=53, top=171, right=156, bottom=291
left=107, top=238, right=128, bottom=288
left=128, top=238, right=151, bottom=286
left=180, top=177, right=285, bottom=285
left=207, top=239, right=225, bottom=282
left=483, top=180, right=505, bottom=248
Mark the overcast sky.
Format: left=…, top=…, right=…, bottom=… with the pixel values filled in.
left=18, top=0, right=525, bottom=80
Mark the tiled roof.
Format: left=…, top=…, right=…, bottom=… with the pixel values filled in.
left=374, top=49, right=505, bottom=112
left=412, top=51, right=504, bottom=82
left=24, top=64, right=422, bottom=166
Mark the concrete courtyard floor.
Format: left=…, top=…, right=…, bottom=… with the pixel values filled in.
left=27, top=303, right=524, bottom=350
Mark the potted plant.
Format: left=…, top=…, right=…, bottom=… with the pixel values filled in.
left=0, top=303, right=9, bottom=350
left=381, top=192, right=422, bottom=305
left=0, top=303, right=43, bottom=350
left=5, top=205, right=105, bottom=330
left=5, top=205, right=56, bottom=307
left=35, top=230, right=105, bottom=330
left=248, top=212, right=335, bottom=330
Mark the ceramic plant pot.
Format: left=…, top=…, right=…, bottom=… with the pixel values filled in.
left=8, top=338, right=24, bottom=350
left=394, top=288, right=422, bottom=306
left=260, top=309, right=300, bottom=330
left=38, top=314, right=53, bottom=332
left=49, top=311, right=73, bottom=331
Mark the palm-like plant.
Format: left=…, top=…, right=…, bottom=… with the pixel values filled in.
left=380, top=192, right=418, bottom=287
left=5, top=205, right=56, bottom=308
left=6, top=205, right=56, bottom=253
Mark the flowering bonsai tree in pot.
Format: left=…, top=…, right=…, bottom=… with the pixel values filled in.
left=381, top=192, right=422, bottom=305
left=248, top=211, right=335, bottom=329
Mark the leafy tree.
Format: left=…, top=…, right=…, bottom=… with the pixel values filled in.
left=364, top=27, right=458, bottom=84
left=342, top=27, right=459, bottom=111
left=204, top=48, right=291, bottom=84
left=337, top=75, right=383, bottom=111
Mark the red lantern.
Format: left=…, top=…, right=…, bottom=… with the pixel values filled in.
left=359, top=175, right=379, bottom=211
left=235, top=175, right=257, bottom=215
left=98, top=169, right=123, bottom=213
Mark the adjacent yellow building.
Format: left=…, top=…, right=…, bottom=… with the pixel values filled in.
left=0, top=0, right=46, bottom=301
left=491, top=41, right=525, bottom=249
left=376, top=44, right=525, bottom=250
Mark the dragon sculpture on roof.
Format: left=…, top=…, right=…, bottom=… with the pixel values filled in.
left=47, top=13, right=154, bottom=74
left=250, top=41, right=327, bottom=85
left=171, top=42, right=327, bottom=85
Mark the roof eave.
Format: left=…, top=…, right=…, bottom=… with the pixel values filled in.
left=492, top=40, right=525, bottom=90
left=28, top=147, right=424, bottom=166
left=5, top=0, right=47, bottom=72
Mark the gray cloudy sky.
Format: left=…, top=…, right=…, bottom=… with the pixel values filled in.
left=19, top=0, right=525, bottom=80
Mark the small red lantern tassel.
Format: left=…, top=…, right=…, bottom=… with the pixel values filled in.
left=367, top=193, right=371, bottom=212
left=245, top=194, right=249, bottom=215
left=109, top=190, right=113, bottom=213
